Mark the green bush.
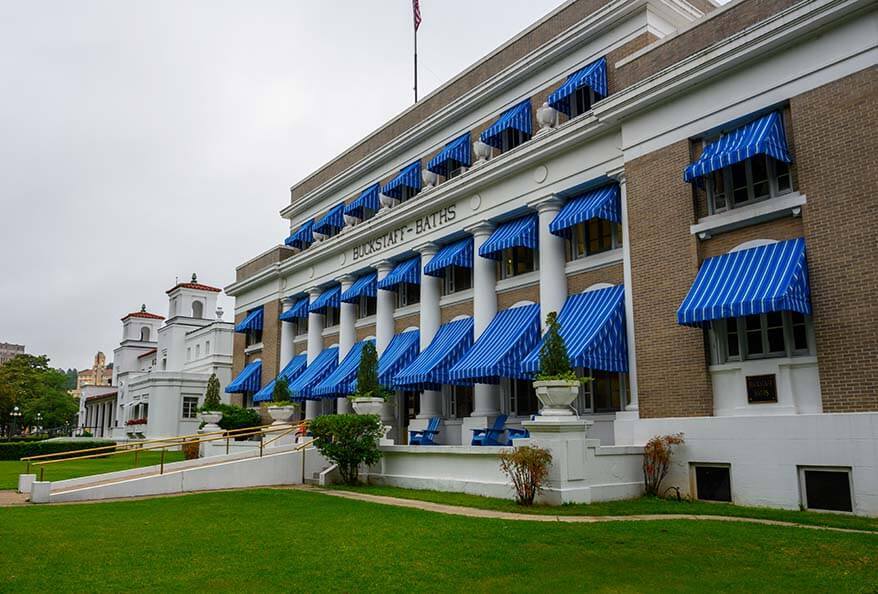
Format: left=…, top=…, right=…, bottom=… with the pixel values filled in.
left=201, top=373, right=222, bottom=411
left=350, top=342, right=392, bottom=401
left=216, top=404, right=261, bottom=434
left=309, top=414, right=384, bottom=484
left=272, top=377, right=295, bottom=405
left=0, top=440, right=115, bottom=461
left=535, top=311, right=587, bottom=383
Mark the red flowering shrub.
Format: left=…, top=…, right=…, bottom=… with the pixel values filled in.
left=643, top=433, right=685, bottom=496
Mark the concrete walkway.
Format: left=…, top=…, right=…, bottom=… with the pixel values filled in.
left=317, top=487, right=878, bottom=535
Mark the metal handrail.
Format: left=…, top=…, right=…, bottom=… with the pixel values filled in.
left=26, top=421, right=311, bottom=481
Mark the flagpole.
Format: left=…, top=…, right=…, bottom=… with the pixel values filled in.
left=413, top=20, right=418, bottom=103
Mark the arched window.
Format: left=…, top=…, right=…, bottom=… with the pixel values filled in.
left=140, top=327, right=151, bottom=342
left=192, top=301, right=204, bottom=319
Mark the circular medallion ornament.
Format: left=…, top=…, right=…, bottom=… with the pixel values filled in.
left=338, top=253, right=346, bottom=266
left=470, top=194, right=482, bottom=210
left=533, top=165, right=548, bottom=183
left=308, top=266, right=315, bottom=279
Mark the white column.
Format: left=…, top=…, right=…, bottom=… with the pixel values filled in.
left=617, top=173, right=639, bottom=412
left=279, top=300, right=295, bottom=369
left=533, top=196, right=567, bottom=329
left=415, top=243, right=442, bottom=419
left=305, top=287, right=325, bottom=420
left=468, top=222, right=501, bottom=416
left=374, top=260, right=396, bottom=356
left=337, top=275, right=357, bottom=415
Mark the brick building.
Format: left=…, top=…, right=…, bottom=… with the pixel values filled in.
left=0, top=342, right=25, bottom=366
left=225, top=0, right=877, bottom=514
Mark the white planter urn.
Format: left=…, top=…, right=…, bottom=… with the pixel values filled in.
left=199, top=411, right=223, bottom=433
left=532, top=380, right=580, bottom=416
left=378, top=193, right=398, bottom=212
left=342, top=214, right=360, bottom=229
left=266, top=405, right=297, bottom=426
left=472, top=140, right=492, bottom=166
left=312, top=231, right=327, bottom=243
left=536, top=102, right=559, bottom=134
left=421, top=168, right=438, bottom=191
left=351, top=397, right=386, bottom=417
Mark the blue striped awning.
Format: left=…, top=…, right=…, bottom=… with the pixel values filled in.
left=290, top=347, right=339, bottom=400
left=311, top=340, right=374, bottom=398
left=279, top=297, right=310, bottom=322
left=253, top=353, right=308, bottom=403
left=449, top=304, right=540, bottom=383
left=683, top=111, right=793, bottom=183
left=424, top=238, right=473, bottom=277
left=343, top=184, right=381, bottom=220
left=285, top=219, right=314, bottom=249
left=340, top=272, right=377, bottom=304
left=381, top=161, right=421, bottom=199
left=379, top=330, right=420, bottom=389
left=547, top=57, right=607, bottom=116
left=427, top=132, right=471, bottom=177
left=235, top=307, right=264, bottom=333
left=480, top=99, right=532, bottom=149
left=522, top=285, right=628, bottom=373
left=377, top=256, right=421, bottom=290
left=308, top=285, right=341, bottom=313
left=313, top=203, right=346, bottom=236
left=393, top=317, right=474, bottom=390
left=225, top=360, right=262, bottom=394
left=677, top=238, right=811, bottom=326
left=478, top=215, right=538, bottom=259
left=550, top=184, right=620, bottom=236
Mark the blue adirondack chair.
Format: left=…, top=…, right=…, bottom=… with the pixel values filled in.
left=409, top=416, right=441, bottom=445
left=507, top=427, right=530, bottom=444
left=471, top=414, right=508, bottom=446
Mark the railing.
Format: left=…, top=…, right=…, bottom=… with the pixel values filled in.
left=22, top=421, right=312, bottom=482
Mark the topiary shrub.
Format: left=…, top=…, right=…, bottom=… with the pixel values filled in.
left=535, top=312, right=577, bottom=382
left=643, top=433, right=685, bottom=496
left=350, top=342, right=393, bottom=401
left=202, top=373, right=222, bottom=411
left=271, top=377, right=295, bottom=405
left=499, top=445, right=553, bottom=506
left=309, top=414, right=384, bottom=484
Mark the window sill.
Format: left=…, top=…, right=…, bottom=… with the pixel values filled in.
left=355, top=315, right=377, bottom=328
left=496, top=270, right=540, bottom=293
left=565, top=248, right=623, bottom=275
left=691, top=192, right=806, bottom=238
left=244, top=343, right=263, bottom=355
left=394, top=304, right=421, bottom=319
left=709, top=355, right=817, bottom=372
left=293, top=334, right=308, bottom=342
left=439, top=289, right=474, bottom=308
left=321, top=326, right=340, bottom=337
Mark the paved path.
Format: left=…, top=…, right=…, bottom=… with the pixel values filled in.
left=317, top=487, right=877, bottom=535
left=0, top=490, right=28, bottom=506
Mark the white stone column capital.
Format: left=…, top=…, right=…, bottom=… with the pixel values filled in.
left=528, top=194, right=565, bottom=213
left=306, top=286, right=323, bottom=298
left=338, top=275, right=357, bottom=289
left=464, top=221, right=496, bottom=238
left=373, top=259, right=395, bottom=275
left=608, top=167, right=627, bottom=185
left=414, top=241, right=440, bottom=257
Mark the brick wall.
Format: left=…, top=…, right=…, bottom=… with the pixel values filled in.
left=235, top=246, right=295, bottom=283
left=497, top=284, right=540, bottom=310
left=441, top=301, right=473, bottom=323
left=260, top=300, right=282, bottom=391
left=615, top=0, right=798, bottom=91
left=790, top=69, right=878, bottom=412
left=395, top=313, right=420, bottom=333
left=230, top=311, right=247, bottom=407
left=356, top=323, right=377, bottom=341
left=701, top=217, right=804, bottom=258
left=627, top=140, right=713, bottom=418
left=567, top=263, right=624, bottom=294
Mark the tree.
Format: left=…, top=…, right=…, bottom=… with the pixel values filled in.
left=0, top=355, right=75, bottom=427
left=352, top=341, right=391, bottom=400
left=202, top=373, right=221, bottom=411
left=61, top=368, right=78, bottom=391
left=271, top=377, right=292, bottom=404
left=535, top=312, right=576, bottom=381
left=309, top=414, right=384, bottom=484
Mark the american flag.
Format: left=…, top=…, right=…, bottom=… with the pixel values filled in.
left=412, top=0, right=422, bottom=31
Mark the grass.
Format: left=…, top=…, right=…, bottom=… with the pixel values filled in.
left=330, top=484, right=878, bottom=533
left=0, top=451, right=185, bottom=489
left=0, top=489, right=875, bottom=593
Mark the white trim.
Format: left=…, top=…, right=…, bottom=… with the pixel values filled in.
left=691, top=192, right=807, bottom=238
left=564, top=247, right=624, bottom=275
left=393, top=303, right=421, bottom=319
left=439, top=288, right=475, bottom=308
left=354, top=315, right=377, bottom=328
left=583, top=282, right=615, bottom=293
left=495, top=270, right=541, bottom=293
left=243, top=343, right=263, bottom=355
left=730, top=238, right=778, bottom=253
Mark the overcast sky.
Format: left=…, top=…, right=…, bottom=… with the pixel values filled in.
left=0, top=0, right=566, bottom=371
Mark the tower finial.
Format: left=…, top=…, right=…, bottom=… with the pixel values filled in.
left=191, top=273, right=197, bottom=283
left=141, top=304, right=146, bottom=313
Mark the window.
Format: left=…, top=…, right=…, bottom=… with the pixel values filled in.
left=324, top=307, right=340, bottom=327
left=498, top=247, right=537, bottom=280
left=711, top=312, right=812, bottom=364
left=569, top=86, right=598, bottom=118
left=576, top=369, right=627, bottom=413
left=245, top=329, right=263, bottom=347
left=186, top=348, right=191, bottom=362
left=242, top=393, right=254, bottom=408
left=397, top=186, right=419, bottom=204
left=693, top=464, right=732, bottom=502
left=497, top=128, right=529, bottom=154
left=567, top=219, right=622, bottom=261
left=140, top=327, right=151, bottom=342
left=449, top=385, right=473, bottom=418
left=706, top=155, right=792, bottom=213
left=182, top=396, right=199, bottom=419
left=396, top=283, right=420, bottom=308
left=293, top=316, right=309, bottom=336
left=357, top=295, right=377, bottom=319
left=509, top=379, right=539, bottom=417
left=800, top=467, right=853, bottom=512
left=195, top=344, right=200, bottom=358
left=205, top=341, right=211, bottom=355
left=441, top=266, right=473, bottom=296
left=192, top=300, right=204, bottom=319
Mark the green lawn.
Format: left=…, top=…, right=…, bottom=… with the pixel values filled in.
left=0, top=489, right=875, bottom=593
left=0, top=451, right=185, bottom=489
left=331, top=484, right=878, bottom=533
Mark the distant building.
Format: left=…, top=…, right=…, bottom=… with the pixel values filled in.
left=0, top=342, right=25, bottom=365
left=72, top=352, right=114, bottom=398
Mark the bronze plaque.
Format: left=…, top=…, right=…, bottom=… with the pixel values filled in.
left=746, top=374, right=778, bottom=403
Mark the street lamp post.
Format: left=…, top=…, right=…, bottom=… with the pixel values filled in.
left=10, top=406, right=22, bottom=437
left=35, top=412, right=43, bottom=435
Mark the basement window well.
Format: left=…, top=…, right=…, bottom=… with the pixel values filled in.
left=692, top=463, right=732, bottom=502
left=799, top=467, right=853, bottom=512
